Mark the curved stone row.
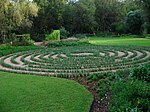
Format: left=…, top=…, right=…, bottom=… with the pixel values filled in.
left=0, top=46, right=150, bottom=76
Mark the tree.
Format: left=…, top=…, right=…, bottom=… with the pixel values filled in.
left=0, top=0, right=39, bottom=42
left=94, top=0, right=123, bottom=32
left=139, top=0, right=150, bottom=33
left=0, top=0, right=12, bottom=41
left=12, top=0, right=39, bottom=33
left=32, top=0, right=66, bottom=34
left=125, top=10, right=144, bottom=34
left=122, top=0, right=140, bottom=15
left=62, top=2, right=75, bottom=34
left=73, top=0, right=97, bottom=33
left=63, top=0, right=97, bottom=34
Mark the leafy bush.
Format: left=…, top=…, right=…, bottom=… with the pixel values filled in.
left=146, top=34, right=150, bottom=38
left=142, top=22, right=148, bottom=37
left=125, top=10, right=144, bottom=35
left=32, top=34, right=45, bottom=42
left=27, top=39, right=35, bottom=46
left=111, top=22, right=126, bottom=34
left=96, top=31, right=112, bottom=37
left=16, top=34, right=34, bottom=46
left=60, top=27, right=70, bottom=39
left=3, top=33, right=17, bottom=44
left=109, top=79, right=150, bottom=112
left=131, top=65, right=150, bottom=82
left=88, top=74, right=99, bottom=81
left=46, top=30, right=60, bottom=41
left=97, top=73, right=105, bottom=79
left=3, top=33, right=34, bottom=46
left=74, top=34, right=87, bottom=39
left=130, top=34, right=145, bottom=38
left=0, top=45, right=41, bottom=57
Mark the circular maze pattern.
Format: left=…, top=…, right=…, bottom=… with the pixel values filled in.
left=0, top=46, right=150, bottom=77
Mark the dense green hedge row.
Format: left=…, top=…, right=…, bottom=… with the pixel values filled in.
left=0, top=45, right=42, bottom=57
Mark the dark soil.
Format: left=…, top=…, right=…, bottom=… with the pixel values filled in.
left=68, top=77, right=110, bottom=112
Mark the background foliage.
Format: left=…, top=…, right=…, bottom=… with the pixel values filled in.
left=0, top=0, right=150, bottom=42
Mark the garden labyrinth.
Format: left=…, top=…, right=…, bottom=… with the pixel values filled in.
left=0, top=46, right=150, bottom=77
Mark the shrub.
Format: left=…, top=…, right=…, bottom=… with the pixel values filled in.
left=3, top=33, right=17, bottom=44
left=46, top=30, right=60, bottom=41
left=27, top=39, right=34, bottom=46
left=92, top=74, right=99, bottom=81
left=109, top=79, right=150, bottom=112
left=142, top=22, right=148, bottom=37
left=146, top=34, right=150, bottom=38
left=16, top=34, right=34, bottom=46
left=3, top=33, right=34, bottom=46
left=0, top=45, right=40, bottom=57
left=32, top=34, right=45, bottom=42
left=59, top=27, right=70, bottom=39
left=131, top=65, right=150, bottom=82
left=96, top=31, right=112, bottom=37
left=125, top=10, right=144, bottom=35
left=111, top=22, right=126, bottom=34
left=98, top=73, right=105, bottom=79
left=74, top=34, right=87, bottom=39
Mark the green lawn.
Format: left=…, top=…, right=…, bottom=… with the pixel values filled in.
left=89, top=36, right=150, bottom=46
left=0, top=72, right=93, bottom=112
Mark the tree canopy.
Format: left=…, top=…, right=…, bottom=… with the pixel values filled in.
left=0, top=0, right=150, bottom=42
left=0, top=0, right=38, bottom=38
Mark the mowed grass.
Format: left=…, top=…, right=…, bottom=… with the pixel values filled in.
left=0, top=72, right=93, bottom=112
left=89, top=36, right=150, bottom=46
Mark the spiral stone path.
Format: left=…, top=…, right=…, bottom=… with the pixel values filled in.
left=0, top=46, right=150, bottom=77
